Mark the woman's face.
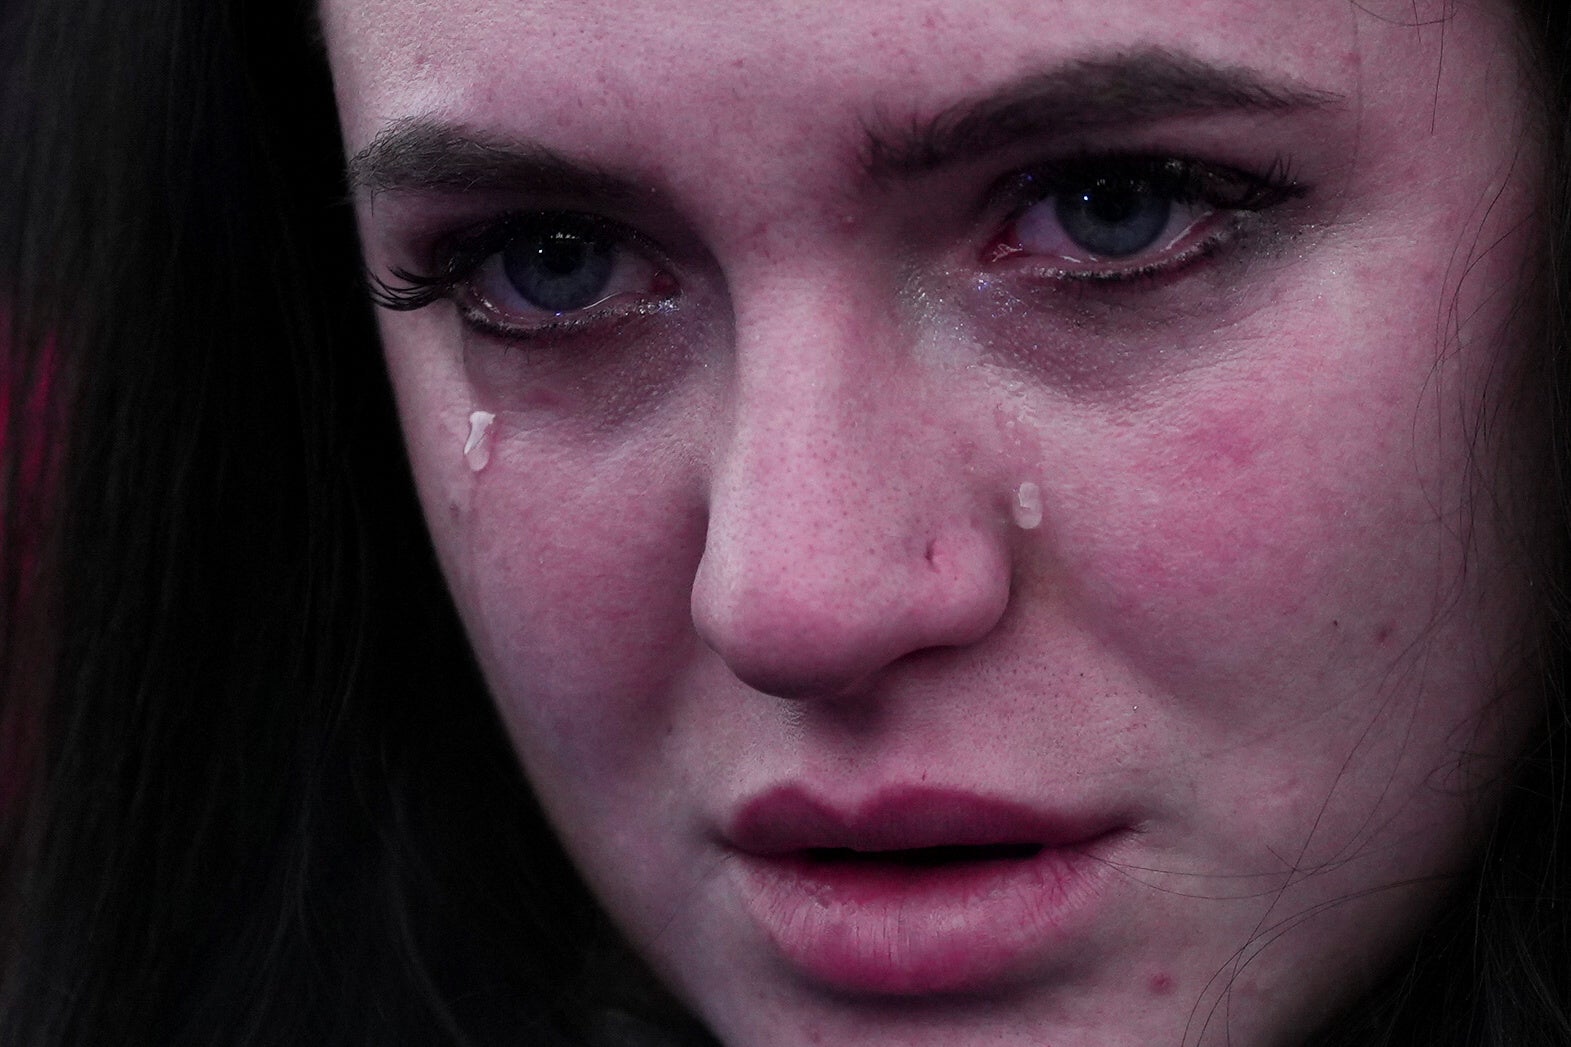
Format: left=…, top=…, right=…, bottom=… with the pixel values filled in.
left=326, top=2, right=1542, bottom=1043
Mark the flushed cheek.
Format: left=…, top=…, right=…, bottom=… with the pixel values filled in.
left=1064, top=402, right=1376, bottom=678
left=1036, top=326, right=1489, bottom=732
left=1020, top=370, right=1514, bottom=962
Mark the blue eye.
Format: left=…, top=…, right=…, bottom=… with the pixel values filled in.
left=368, top=210, right=676, bottom=340
left=989, top=157, right=1303, bottom=281
left=1054, top=177, right=1174, bottom=259
left=501, top=221, right=618, bottom=313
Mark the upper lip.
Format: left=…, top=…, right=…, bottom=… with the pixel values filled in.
left=725, top=784, right=1119, bottom=856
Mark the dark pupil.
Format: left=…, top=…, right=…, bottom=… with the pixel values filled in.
left=502, top=225, right=616, bottom=313
left=1054, top=177, right=1172, bottom=259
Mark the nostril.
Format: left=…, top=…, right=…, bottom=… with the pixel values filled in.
left=690, top=600, right=896, bottom=701
left=692, top=524, right=1014, bottom=700
left=692, top=460, right=1015, bottom=699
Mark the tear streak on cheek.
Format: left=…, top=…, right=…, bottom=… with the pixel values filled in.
left=458, top=455, right=705, bottom=683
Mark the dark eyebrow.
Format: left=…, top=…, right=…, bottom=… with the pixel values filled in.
left=347, top=118, right=649, bottom=201
left=348, top=48, right=1343, bottom=199
left=862, top=48, right=1343, bottom=178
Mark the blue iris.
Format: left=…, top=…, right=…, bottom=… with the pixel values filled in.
left=1055, top=177, right=1173, bottom=259
left=502, top=224, right=616, bottom=313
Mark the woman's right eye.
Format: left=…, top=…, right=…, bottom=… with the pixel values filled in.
left=373, top=213, right=677, bottom=339
left=465, top=216, right=673, bottom=328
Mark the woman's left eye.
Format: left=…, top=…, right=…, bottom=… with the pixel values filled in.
left=987, top=158, right=1300, bottom=281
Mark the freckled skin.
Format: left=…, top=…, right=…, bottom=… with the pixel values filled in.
left=326, top=2, right=1543, bottom=1045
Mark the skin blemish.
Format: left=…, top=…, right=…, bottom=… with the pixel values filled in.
left=1012, top=481, right=1043, bottom=530
left=464, top=409, right=496, bottom=472
left=1149, top=972, right=1175, bottom=996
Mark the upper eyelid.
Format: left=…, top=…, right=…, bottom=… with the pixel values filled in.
left=366, top=153, right=1306, bottom=313
left=440, top=212, right=626, bottom=271
left=984, top=155, right=1303, bottom=216
left=380, top=151, right=1299, bottom=253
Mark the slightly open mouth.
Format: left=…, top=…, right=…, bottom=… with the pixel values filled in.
left=804, top=843, right=1044, bottom=868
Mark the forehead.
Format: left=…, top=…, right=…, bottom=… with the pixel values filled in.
left=322, top=1, right=1516, bottom=167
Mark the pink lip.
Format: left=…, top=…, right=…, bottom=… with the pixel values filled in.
left=724, top=785, right=1129, bottom=996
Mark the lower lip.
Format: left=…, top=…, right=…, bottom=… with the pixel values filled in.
left=733, top=835, right=1123, bottom=996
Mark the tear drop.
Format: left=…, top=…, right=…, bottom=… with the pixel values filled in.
left=1012, top=481, right=1042, bottom=530
left=464, top=410, right=495, bottom=472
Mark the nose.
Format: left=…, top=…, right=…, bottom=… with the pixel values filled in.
left=690, top=292, right=1013, bottom=701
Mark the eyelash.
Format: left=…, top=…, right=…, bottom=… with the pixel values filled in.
left=368, top=211, right=674, bottom=338
left=367, top=154, right=1305, bottom=335
left=985, top=154, right=1304, bottom=286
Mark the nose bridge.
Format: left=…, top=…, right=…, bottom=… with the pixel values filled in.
left=727, top=282, right=924, bottom=554
left=691, top=278, right=1012, bottom=700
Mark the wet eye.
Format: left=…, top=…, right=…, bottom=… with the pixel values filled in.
left=1049, top=175, right=1177, bottom=258
left=371, top=212, right=676, bottom=339
left=493, top=220, right=618, bottom=312
left=464, top=215, right=671, bottom=330
left=987, top=158, right=1300, bottom=281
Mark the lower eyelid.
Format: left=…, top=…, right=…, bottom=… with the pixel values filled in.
left=458, top=282, right=680, bottom=343
left=994, top=217, right=1245, bottom=287
left=992, top=207, right=1225, bottom=276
